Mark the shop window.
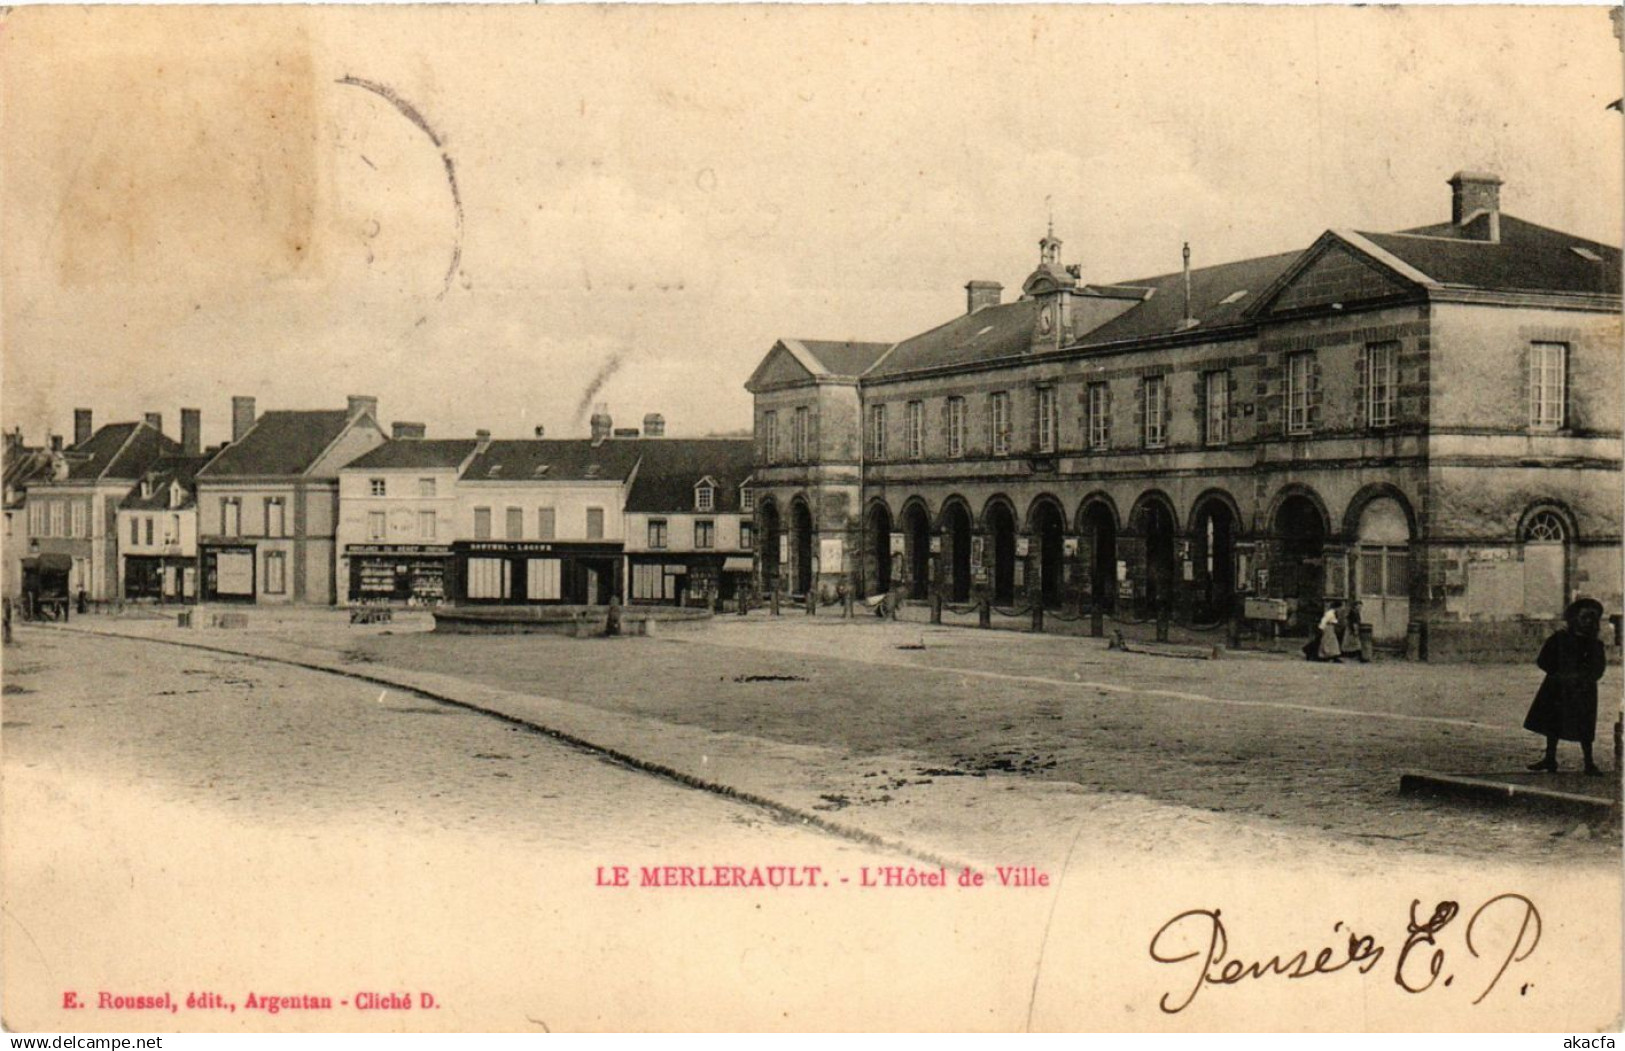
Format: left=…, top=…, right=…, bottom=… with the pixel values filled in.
left=264, top=551, right=287, bottom=595
left=632, top=563, right=671, bottom=600
left=466, top=557, right=510, bottom=600
left=695, top=520, right=715, bottom=549
left=526, top=558, right=561, bottom=600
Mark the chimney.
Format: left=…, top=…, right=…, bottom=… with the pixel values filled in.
left=391, top=421, right=427, bottom=439
left=642, top=413, right=665, bottom=438
left=181, top=408, right=201, bottom=456
left=474, top=429, right=492, bottom=455
left=73, top=409, right=93, bottom=447
left=965, top=281, right=1003, bottom=315
left=533, top=425, right=546, bottom=439
left=231, top=396, right=256, bottom=442
left=49, top=435, right=63, bottom=453
left=346, top=394, right=379, bottom=422
left=143, top=412, right=163, bottom=435
left=1449, top=170, right=1502, bottom=242
left=590, top=404, right=613, bottom=446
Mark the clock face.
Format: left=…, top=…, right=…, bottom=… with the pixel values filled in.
left=1039, top=307, right=1054, bottom=334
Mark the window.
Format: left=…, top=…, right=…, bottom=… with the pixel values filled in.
left=28, top=501, right=43, bottom=536
left=221, top=498, right=241, bottom=537
left=1205, top=371, right=1230, bottom=446
left=1529, top=342, right=1567, bottom=430
left=696, top=485, right=715, bottom=512
left=649, top=519, right=668, bottom=549
left=526, top=558, right=561, bottom=600
left=764, top=411, right=779, bottom=463
left=1143, top=375, right=1166, bottom=449
left=168, top=515, right=180, bottom=544
left=632, top=563, right=672, bottom=601
left=695, top=520, right=715, bottom=549
left=368, top=511, right=387, bottom=540
left=49, top=501, right=64, bottom=538
left=1287, top=352, right=1313, bottom=435
left=129, top=516, right=140, bottom=546
left=71, top=501, right=85, bottom=539
left=1366, top=342, right=1398, bottom=429
left=369, top=478, right=386, bottom=497
left=264, top=498, right=285, bottom=538
left=586, top=507, right=605, bottom=540
left=466, top=557, right=510, bottom=600
left=505, top=507, right=524, bottom=540
left=1037, top=387, right=1057, bottom=453
left=1087, top=384, right=1110, bottom=450
left=792, top=406, right=810, bottom=462
left=419, top=511, right=437, bottom=540
left=473, top=507, right=492, bottom=540
left=740, top=488, right=755, bottom=513
left=740, top=521, right=755, bottom=550
left=418, top=477, right=437, bottom=498
left=264, top=551, right=286, bottom=595
left=1526, top=510, right=1566, bottom=541
left=990, top=392, right=1011, bottom=455
left=947, top=397, right=966, bottom=458
left=537, top=507, right=556, bottom=540
left=144, top=517, right=154, bottom=546
left=869, top=403, right=887, bottom=460
left=907, top=401, right=924, bottom=460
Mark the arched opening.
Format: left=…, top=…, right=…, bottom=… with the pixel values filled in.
left=790, top=499, right=814, bottom=597
left=902, top=502, right=932, bottom=601
left=943, top=501, right=973, bottom=603
left=1273, top=493, right=1327, bottom=633
left=987, top=502, right=1017, bottom=604
left=867, top=502, right=893, bottom=597
left=1522, top=507, right=1571, bottom=619
left=1031, top=500, right=1066, bottom=608
left=1191, top=496, right=1238, bottom=622
left=1080, top=501, right=1117, bottom=612
left=758, top=501, right=782, bottom=594
left=1137, top=498, right=1178, bottom=617
left=1354, top=496, right=1412, bottom=642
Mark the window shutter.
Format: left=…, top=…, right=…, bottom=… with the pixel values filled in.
left=808, top=407, right=819, bottom=461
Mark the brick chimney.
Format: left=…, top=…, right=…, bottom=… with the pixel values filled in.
left=392, top=421, right=427, bottom=439
left=474, top=429, right=492, bottom=455
left=73, top=409, right=93, bottom=447
left=533, top=425, right=546, bottom=438
left=347, top=395, right=379, bottom=422
left=966, top=281, right=1003, bottom=315
left=181, top=408, right=201, bottom=456
left=231, top=396, right=256, bottom=442
left=590, top=404, right=613, bottom=446
left=642, top=413, right=665, bottom=438
left=1449, top=171, right=1502, bottom=242
left=143, top=412, right=163, bottom=435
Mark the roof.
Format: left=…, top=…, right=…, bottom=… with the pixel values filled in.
left=1076, top=249, right=1304, bottom=347
left=198, top=410, right=352, bottom=478
left=121, top=455, right=213, bottom=511
left=1358, top=215, right=1621, bottom=297
left=38, top=421, right=183, bottom=483
left=343, top=439, right=479, bottom=471
left=791, top=339, right=894, bottom=377
left=624, top=439, right=755, bottom=513
left=3, top=443, right=55, bottom=509
left=868, top=299, right=1040, bottom=376
left=460, top=439, right=643, bottom=483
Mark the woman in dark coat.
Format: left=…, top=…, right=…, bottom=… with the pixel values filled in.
left=1524, top=598, right=1608, bottom=774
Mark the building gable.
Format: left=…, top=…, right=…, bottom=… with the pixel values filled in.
left=745, top=341, right=820, bottom=391
left=1252, top=235, right=1423, bottom=317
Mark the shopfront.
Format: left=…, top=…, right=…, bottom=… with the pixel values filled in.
left=345, top=544, right=451, bottom=604
left=124, top=555, right=196, bottom=602
left=200, top=544, right=256, bottom=603
left=452, top=541, right=623, bottom=605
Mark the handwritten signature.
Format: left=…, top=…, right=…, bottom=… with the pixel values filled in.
left=1148, top=894, right=1541, bottom=1014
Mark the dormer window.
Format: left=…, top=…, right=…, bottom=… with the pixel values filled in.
left=486, top=465, right=502, bottom=478
left=695, top=478, right=716, bottom=512
left=740, top=486, right=754, bottom=513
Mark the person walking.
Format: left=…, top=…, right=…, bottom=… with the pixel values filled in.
left=1316, top=600, right=1344, bottom=663
left=1524, top=597, right=1608, bottom=775
left=1345, top=600, right=1369, bottom=662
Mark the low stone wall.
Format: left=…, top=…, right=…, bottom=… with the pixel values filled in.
left=431, top=605, right=711, bottom=637
left=1420, top=617, right=1621, bottom=665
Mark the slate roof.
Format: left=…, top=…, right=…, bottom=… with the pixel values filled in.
left=40, top=422, right=183, bottom=483
left=624, top=439, right=755, bottom=514
left=1359, top=215, right=1621, bottom=296
left=460, top=440, right=643, bottom=483
left=2, top=443, right=55, bottom=509
left=343, top=439, right=479, bottom=471
left=792, top=339, right=895, bottom=378
left=1076, top=250, right=1305, bottom=348
left=198, top=410, right=352, bottom=479
left=122, top=455, right=213, bottom=511
left=868, top=299, right=1039, bottom=376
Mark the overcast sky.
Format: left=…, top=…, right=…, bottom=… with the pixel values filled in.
left=4, top=5, right=1621, bottom=448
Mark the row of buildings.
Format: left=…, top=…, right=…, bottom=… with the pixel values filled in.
left=745, top=171, right=1622, bottom=656
left=5, top=402, right=755, bottom=609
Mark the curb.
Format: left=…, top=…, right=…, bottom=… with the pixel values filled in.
left=1399, top=770, right=1621, bottom=817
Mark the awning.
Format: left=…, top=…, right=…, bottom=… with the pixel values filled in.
left=23, top=553, right=74, bottom=572
left=722, top=557, right=754, bottom=573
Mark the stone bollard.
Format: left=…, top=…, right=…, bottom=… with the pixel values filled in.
left=805, top=589, right=816, bottom=616
left=842, top=588, right=854, bottom=619
left=737, top=592, right=748, bottom=616
left=1358, top=622, right=1374, bottom=663
left=771, top=589, right=781, bottom=616
left=1031, top=601, right=1044, bottom=633
left=930, top=591, right=942, bottom=625
left=978, top=598, right=991, bottom=630
left=1156, top=606, right=1170, bottom=643
left=1227, top=611, right=1242, bottom=650
left=1090, top=606, right=1104, bottom=638
left=605, top=604, right=622, bottom=637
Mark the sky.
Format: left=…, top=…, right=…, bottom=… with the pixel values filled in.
left=3, top=4, right=1622, bottom=448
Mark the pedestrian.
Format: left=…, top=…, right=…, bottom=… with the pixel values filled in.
left=1315, top=600, right=1343, bottom=663
left=1345, top=600, right=1369, bottom=662
left=1524, top=597, right=1608, bottom=775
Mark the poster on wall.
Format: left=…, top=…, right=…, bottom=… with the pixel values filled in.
left=1015, top=536, right=1029, bottom=558
left=215, top=550, right=253, bottom=595
left=889, top=532, right=905, bottom=556
left=777, top=534, right=788, bottom=566
left=819, top=537, right=845, bottom=574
